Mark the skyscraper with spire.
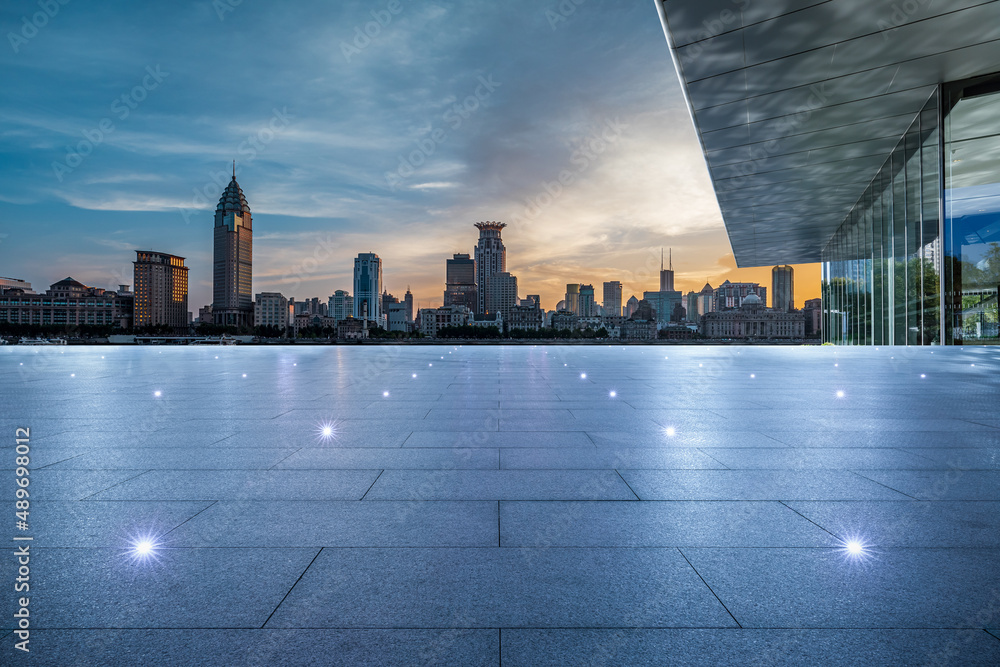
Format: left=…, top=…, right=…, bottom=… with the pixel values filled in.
left=659, top=248, right=675, bottom=292
left=212, top=164, right=253, bottom=327
left=474, top=222, right=506, bottom=315
left=644, top=246, right=682, bottom=324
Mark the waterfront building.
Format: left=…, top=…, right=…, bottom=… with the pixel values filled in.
left=133, top=251, right=189, bottom=331
left=701, top=295, right=805, bottom=340
left=474, top=222, right=506, bottom=315
left=254, top=292, right=289, bottom=331
left=212, top=171, right=253, bottom=327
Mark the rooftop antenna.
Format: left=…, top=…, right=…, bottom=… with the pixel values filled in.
left=660, top=248, right=664, bottom=272
left=669, top=248, right=673, bottom=272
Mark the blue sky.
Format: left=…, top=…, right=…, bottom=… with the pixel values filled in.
left=0, top=0, right=817, bottom=310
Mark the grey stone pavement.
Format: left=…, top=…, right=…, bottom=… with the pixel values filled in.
left=2, top=344, right=1000, bottom=666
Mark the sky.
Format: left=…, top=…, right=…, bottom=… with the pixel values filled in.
left=0, top=0, right=819, bottom=313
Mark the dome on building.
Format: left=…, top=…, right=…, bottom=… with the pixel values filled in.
left=741, top=293, right=762, bottom=306
left=51, top=277, right=87, bottom=289
left=216, top=176, right=251, bottom=216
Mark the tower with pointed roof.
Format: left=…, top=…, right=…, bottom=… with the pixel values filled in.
left=212, top=167, right=253, bottom=327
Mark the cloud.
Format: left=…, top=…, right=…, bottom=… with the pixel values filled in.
left=0, top=0, right=820, bottom=312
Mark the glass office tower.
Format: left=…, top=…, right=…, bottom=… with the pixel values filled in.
left=821, top=73, right=1000, bottom=345
left=943, top=75, right=1000, bottom=345
left=655, top=0, right=1000, bottom=346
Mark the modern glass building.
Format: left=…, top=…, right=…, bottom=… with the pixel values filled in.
left=655, top=0, right=1000, bottom=344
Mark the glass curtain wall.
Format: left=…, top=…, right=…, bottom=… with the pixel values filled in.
left=821, top=90, right=941, bottom=345
left=943, top=75, right=1000, bottom=345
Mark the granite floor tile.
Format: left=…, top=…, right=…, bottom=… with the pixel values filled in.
left=783, top=501, right=1000, bottom=547
left=586, top=430, right=787, bottom=448
left=365, top=469, right=638, bottom=500
left=500, top=629, right=1000, bottom=666
left=0, top=470, right=147, bottom=501
left=42, top=448, right=299, bottom=470
left=0, top=500, right=213, bottom=547
left=3, top=629, right=499, bottom=667
left=855, top=470, right=1000, bottom=500
left=901, top=448, right=1000, bottom=469
left=266, top=547, right=736, bottom=628
left=166, top=500, right=498, bottom=547
left=0, top=548, right=319, bottom=629
left=88, top=470, right=381, bottom=500
left=500, top=447, right=724, bottom=469
left=703, top=447, right=943, bottom=470
left=403, top=430, right=594, bottom=448
left=274, top=447, right=498, bottom=469
left=682, top=547, right=1000, bottom=628
left=500, top=501, right=832, bottom=547
left=619, top=470, right=911, bottom=500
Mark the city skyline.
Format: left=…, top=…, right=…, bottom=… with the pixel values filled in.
left=0, top=1, right=819, bottom=314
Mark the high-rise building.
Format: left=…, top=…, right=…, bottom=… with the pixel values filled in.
left=133, top=250, right=189, bottom=330
left=212, top=169, right=253, bottom=327
left=772, top=265, right=795, bottom=312
left=444, top=253, right=477, bottom=311
left=602, top=281, right=622, bottom=317
left=660, top=248, right=675, bottom=292
left=353, top=253, right=383, bottom=324
left=474, top=222, right=506, bottom=315
left=381, top=290, right=399, bottom=318
left=579, top=284, right=596, bottom=317
left=698, top=283, right=715, bottom=315
left=447, top=252, right=475, bottom=285
left=803, top=298, right=823, bottom=337
left=328, top=290, right=351, bottom=321
left=640, top=248, right=683, bottom=324
left=305, top=297, right=325, bottom=316
left=254, top=292, right=289, bottom=331
left=403, top=287, right=414, bottom=324
left=565, top=284, right=580, bottom=315
left=485, top=272, right=518, bottom=323
left=643, top=289, right=683, bottom=324
left=685, top=292, right=698, bottom=321
left=685, top=283, right=716, bottom=321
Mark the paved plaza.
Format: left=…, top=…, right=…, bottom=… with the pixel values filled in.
left=2, top=344, right=1000, bottom=665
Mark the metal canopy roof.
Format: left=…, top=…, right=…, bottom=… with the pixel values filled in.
left=655, top=0, right=1000, bottom=266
